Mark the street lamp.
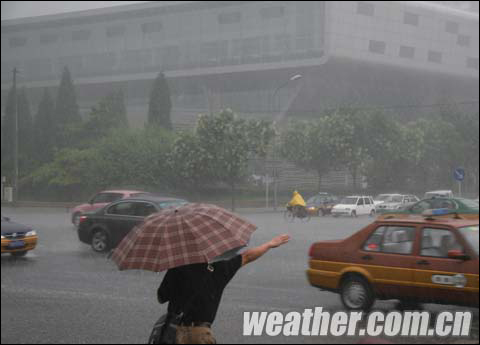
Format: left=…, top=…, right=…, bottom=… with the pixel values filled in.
left=268, top=74, right=303, bottom=210
left=12, top=68, right=20, bottom=204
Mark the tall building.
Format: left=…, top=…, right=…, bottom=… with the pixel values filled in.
left=2, top=1, right=478, bottom=128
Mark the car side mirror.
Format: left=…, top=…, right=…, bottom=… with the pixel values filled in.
left=448, top=250, right=470, bottom=261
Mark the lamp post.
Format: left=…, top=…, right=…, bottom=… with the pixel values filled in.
left=12, top=68, right=19, bottom=204
left=270, top=74, right=303, bottom=210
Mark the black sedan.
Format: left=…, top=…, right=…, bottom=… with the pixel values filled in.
left=77, top=196, right=188, bottom=253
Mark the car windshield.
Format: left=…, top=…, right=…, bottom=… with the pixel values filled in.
left=340, top=197, right=358, bottom=205
left=459, top=226, right=479, bottom=255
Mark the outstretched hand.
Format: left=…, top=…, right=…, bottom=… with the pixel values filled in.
left=269, top=234, right=290, bottom=248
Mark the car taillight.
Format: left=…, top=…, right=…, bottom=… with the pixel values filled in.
left=79, top=216, right=88, bottom=225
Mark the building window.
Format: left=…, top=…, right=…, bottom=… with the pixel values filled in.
left=106, top=25, right=126, bottom=37
left=457, top=34, right=470, bottom=47
left=9, top=36, right=27, bottom=47
left=40, top=33, right=59, bottom=45
left=218, top=12, right=241, bottom=24
left=72, top=30, right=91, bottom=41
left=399, top=45, right=415, bottom=59
left=357, top=2, right=374, bottom=16
left=142, top=22, right=163, bottom=34
left=260, top=6, right=285, bottom=19
left=466, top=57, right=479, bottom=70
left=369, top=40, right=386, bottom=54
left=428, top=50, right=442, bottom=64
left=445, top=21, right=459, bottom=34
left=404, top=12, right=419, bottom=26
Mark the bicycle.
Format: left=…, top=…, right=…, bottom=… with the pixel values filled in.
left=284, top=205, right=311, bottom=223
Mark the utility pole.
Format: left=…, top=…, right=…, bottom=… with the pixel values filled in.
left=12, top=67, right=19, bottom=203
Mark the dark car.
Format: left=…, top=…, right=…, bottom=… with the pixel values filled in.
left=1, top=216, right=38, bottom=257
left=306, top=193, right=339, bottom=216
left=77, top=196, right=188, bottom=252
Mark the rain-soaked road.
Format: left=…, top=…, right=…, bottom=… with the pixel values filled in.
left=1, top=207, right=478, bottom=344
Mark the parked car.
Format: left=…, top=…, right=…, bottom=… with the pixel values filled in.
left=424, top=190, right=454, bottom=199
left=1, top=216, right=38, bottom=257
left=377, top=197, right=479, bottom=220
left=71, top=190, right=148, bottom=227
left=331, top=196, right=376, bottom=218
left=77, top=196, right=188, bottom=252
left=307, top=210, right=479, bottom=310
left=306, top=193, right=339, bottom=216
left=375, top=194, right=420, bottom=213
left=373, top=194, right=399, bottom=206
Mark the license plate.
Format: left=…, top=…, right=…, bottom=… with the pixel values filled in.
left=8, top=241, right=25, bottom=249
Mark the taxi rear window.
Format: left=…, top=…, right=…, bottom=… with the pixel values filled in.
left=459, top=225, right=479, bottom=255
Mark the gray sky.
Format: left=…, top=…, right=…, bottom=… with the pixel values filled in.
left=1, top=1, right=151, bottom=21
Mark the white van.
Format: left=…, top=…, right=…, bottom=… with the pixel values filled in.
left=332, top=196, right=376, bottom=217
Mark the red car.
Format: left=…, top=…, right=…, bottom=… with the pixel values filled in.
left=71, top=190, right=147, bottom=226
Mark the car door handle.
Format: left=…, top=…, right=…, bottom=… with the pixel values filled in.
left=362, top=255, right=373, bottom=261
left=417, top=260, right=430, bottom=266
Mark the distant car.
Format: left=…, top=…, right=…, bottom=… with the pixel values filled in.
left=306, top=193, right=339, bottom=216
left=373, top=194, right=399, bottom=206
left=424, top=190, right=454, bottom=199
left=375, top=194, right=420, bottom=213
left=77, top=196, right=188, bottom=252
left=71, top=190, right=148, bottom=227
left=307, top=211, right=479, bottom=310
left=1, top=216, right=38, bottom=257
left=377, top=197, right=479, bottom=220
left=332, top=196, right=376, bottom=218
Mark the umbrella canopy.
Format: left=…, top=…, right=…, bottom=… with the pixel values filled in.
left=111, top=203, right=256, bottom=272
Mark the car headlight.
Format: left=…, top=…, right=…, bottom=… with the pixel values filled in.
left=1, top=235, right=5, bottom=239
left=26, top=230, right=37, bottom=237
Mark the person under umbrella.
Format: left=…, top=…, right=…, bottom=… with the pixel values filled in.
left=111, top=203, right=290, bottom=344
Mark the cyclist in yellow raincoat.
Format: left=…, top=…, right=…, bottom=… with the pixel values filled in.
left=286, top=190, right=307, bottom=218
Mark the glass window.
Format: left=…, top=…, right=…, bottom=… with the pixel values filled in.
left=142, top=22, right=163, bottom=34
left=40, top=33, right=59, bottom=45
left=399, top=45, right=415, bottom=59
left=218, top=12, right=241, bottom=24
left=134, top=202, right=158, bottom=217
left=72, top=30, right=91, bottom=41
left=363, top=227, right=385, bottom=252
left=459, top=226, right=479, bottom=255
left=421, top=228, right=463, bottom=258
left=445, top=21, right=459, bottom=34
left=369, top=40, right=386, bottom=54
left=358, top=198, right=365, bottom=206
left=261, top=6, right=285, bottom=19
left=466, top=57, right=479, bottom=70
left=404, top=12, right=419, bottom=26
left=106, top=25, right=126, bottom=37
left=9, top=36, right=27, bottom=47
left=364, top=198, right=372, bottom=205
left=457, top=35, right=470, bottom=47
left=357, top=2, right=374, bottom=16
left=428, top=50, right=442, bottom=64
left=107, top=202, right=136, bottom=216
left=381, top=226, right=415, bottom=255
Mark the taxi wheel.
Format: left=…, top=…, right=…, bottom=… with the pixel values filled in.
left=340, top=275, right=375, bottom=311
left=91, top=229, right=110, bottom=253
left=11, top=251, right=28, bottom=257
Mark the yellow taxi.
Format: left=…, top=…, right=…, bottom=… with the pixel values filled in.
left=1, top=216, right=38, bottom=257
left=307, top=209, right=479, bottom=310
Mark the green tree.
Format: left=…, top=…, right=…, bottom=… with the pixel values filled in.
left=147, top=72, right=172, bottom=130
left=54, top=67, right=80, bottom=147
left=195, top=109, right=275, bottom=210
left=33, top=89, right=56, bottom=165
left=280, top=117, right=335, bottom=192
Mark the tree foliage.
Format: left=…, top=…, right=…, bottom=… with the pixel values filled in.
left=147, top=72, right=172, bottom=130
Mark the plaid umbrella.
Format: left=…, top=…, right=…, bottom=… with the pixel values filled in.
left=111, top=203, right=256, bottom=272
